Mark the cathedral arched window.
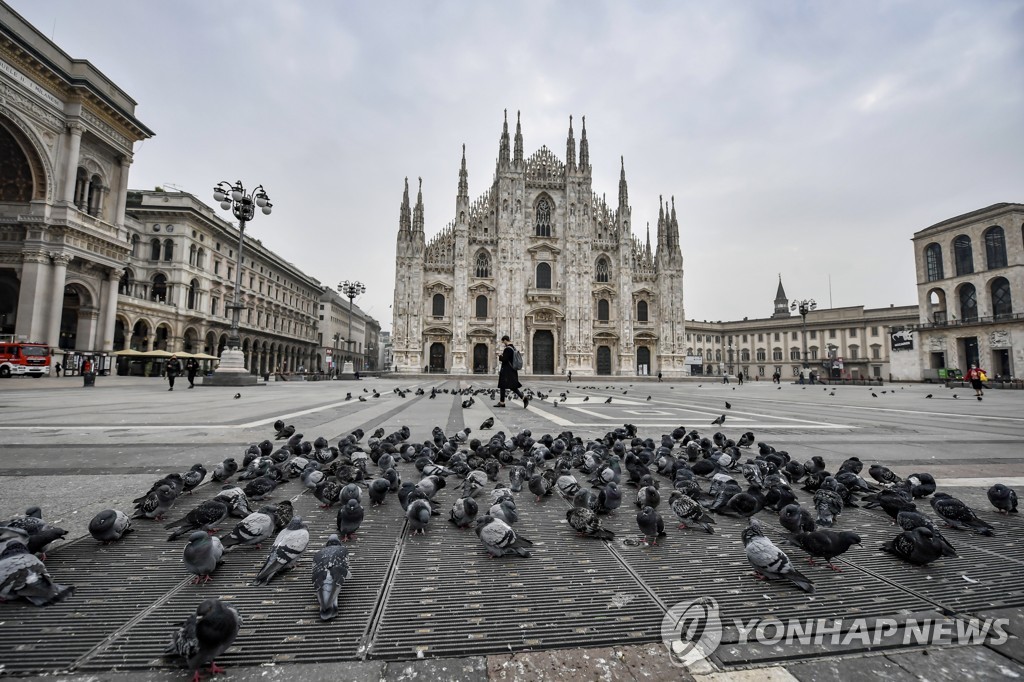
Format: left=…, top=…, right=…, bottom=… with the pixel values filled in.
left=432, top=293, right=445, bottom=317
left=597, top=298, right=610, bottom=321
left=163, top=238, right=174, bottom=262
left=595, top=257, right=610, bottom=283
left=475, top=295, right=488, bottom=319
left=189, top=244, right=197, bottom=266
left=984, top=226, right=1007, bottom=269
left=535, top=198, right=552, bottom=237
left=187, top=279, right=200, bottom=310
left=536, top=262, right=551, bottom=289
left=991, top=277, right=1012, bottom=319
left=196, top=248, right=206, bottom=270
left=924, top=243, right=943, bottom=281
left=151, top=274, right=168, bottom=303
left=475, top=250, right=491, bottom=278
left=636, top=300, right=648, bottom=322
left=953, top=235, right=973, bottom=276
left=150, top=238, right=161, bottom=261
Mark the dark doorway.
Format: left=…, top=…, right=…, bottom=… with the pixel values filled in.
left=532, top=330, right=554, bottom=374
left=596, top=345, right=612, bottom=375
left=930, top=351, right=945, bottom=369
left=58, top=286, right=81, bottom=350
left=960, top=336, right=978, bottom=370
left=473, top=343, right=489, bottom=374
left=429, top=342, right=446, bottom=371
left=993, top=349, right=1011, bottom=378
left=636, top=346, right=651, bottom=375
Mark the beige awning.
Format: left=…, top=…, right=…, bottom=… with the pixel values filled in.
left=113, top=349, right=143, bottom=356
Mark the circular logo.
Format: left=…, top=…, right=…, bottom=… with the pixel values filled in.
left=661, top=597, right=723, bottom=667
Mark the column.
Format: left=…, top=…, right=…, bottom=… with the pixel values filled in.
left=62, top=122, right=84, bottom=204
left=98, top=268, right=122, bottom=351
left=76, top=307, right=100, bottom=351
left=14, top=252, right=53, bottom=342
left=46, top=253, right=73, bottom=347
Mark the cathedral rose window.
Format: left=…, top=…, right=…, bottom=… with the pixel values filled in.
left=475, top=251, right=491, bottom=278
left=536, top=198, right=552, bottom=237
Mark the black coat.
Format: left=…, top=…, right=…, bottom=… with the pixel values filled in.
left=166, top=359, right=182, bottom=378
left=498, top=345, right=521, bottom=390
left=185, top=359, right=199, bottom=377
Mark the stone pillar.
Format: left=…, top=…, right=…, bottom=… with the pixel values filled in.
left=46, top=253, right=73, bottom=347
left=77, top=307, right=100, bottom=351
left=98, top=268, right=122, bottom=351
left=15, top=251, right=52, bottom=342
left=62, top=122, right=84, bottom=204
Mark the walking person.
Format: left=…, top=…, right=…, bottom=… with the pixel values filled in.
left=657, top=371, right=663, bottom=382
left=494, top=335, right=529, bottom=409
left=185, top=357, right=199, bottom=389
left=737, top=371, right=743, bottom=386
left=166, top=354, right=182, bottom=391
left=567, top=370, right=572, bottom=383
left=966, top=364, right=987, bottom=401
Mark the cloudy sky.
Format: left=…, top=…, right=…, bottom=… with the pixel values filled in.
left=11, top=0, right=1023, bottom=329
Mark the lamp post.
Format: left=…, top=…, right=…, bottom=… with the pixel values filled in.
left=790, top=298, right=817, bottom=370
left=338, top=280, right=365, bottom=376
left=332, top=332, right=341, bottom=378
left=203, top=181, right=272, bottom=387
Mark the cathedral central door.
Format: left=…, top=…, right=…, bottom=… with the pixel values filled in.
left=532, top=330, right=554, bottom=374
left=473, top=343, right=489, bottom=374
left=636, top=346, right=651, bottom=375
left=429, top=342, right=446, bottom=372
left=596, top=346, right=612, bottom=375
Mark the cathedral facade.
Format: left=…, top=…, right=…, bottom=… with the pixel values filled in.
left=392, top=113, right=686, bottom=376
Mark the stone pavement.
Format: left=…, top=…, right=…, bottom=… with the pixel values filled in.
left=1, top=375, right=1023, bottom=680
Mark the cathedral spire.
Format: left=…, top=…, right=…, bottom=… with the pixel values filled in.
left=513, top=111, right=524, bottom=167
left=618, top=156, right=628, bottom=209
left=498, top=109, right=511, bottom=169
left=565, top=115, right=576, bottom=172
left=645, top=222, right=652, bottom=259
left=656, top=195, right=666, bottom=253
left=413, top=177, right=424, bottom=233
left=772, top=275, right=792, bottom=318
left=457, top=144, right=469, bottom=201
left=669, top=195, right=679, bottom=248
left=579, top=115, right=590, bottom=171
left=399, top=177, right=411, bottom=234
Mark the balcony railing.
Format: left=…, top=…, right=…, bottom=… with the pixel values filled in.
left=913, top=312, right=1022, bottom=330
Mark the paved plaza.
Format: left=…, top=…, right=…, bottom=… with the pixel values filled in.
left=1, top=375, right=1023, bottom=681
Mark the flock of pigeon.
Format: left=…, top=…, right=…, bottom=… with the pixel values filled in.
left=1, top=388, right=1019, bottom=680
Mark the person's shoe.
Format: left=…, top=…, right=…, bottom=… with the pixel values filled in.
left=168, top=387, right=173, bottom=391
left=493, top=403, right=506, bottom=408
left=977, top=395, right=982, bottom=401
left=523, top=396, right=530, bottom=409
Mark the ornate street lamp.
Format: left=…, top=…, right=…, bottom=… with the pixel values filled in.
left=203, top=181, right=272, bottom=387
left=790, top=298, right=817, bottom=369
left=338, top=280, right=365, bottom=376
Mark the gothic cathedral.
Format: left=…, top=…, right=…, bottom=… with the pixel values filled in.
left=391, top=112, right=686, bottom=377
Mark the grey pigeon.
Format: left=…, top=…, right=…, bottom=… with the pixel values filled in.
left=212, top=458, right=238, bottom=482
left=742, top=519, right=814, bottom=593
left=668, top=491, right=715, bottom=534
left=301, top=463, right=325, bottom=490
left=311, top=534, right=352, bottom=621
left=987, top=484, right=1018, bottom=514
left=340, top=483, right=362, bottom=506
left=635, top=485, right=661, bottom=509
left=213, top=486, right=252, bottom=518
left=243, top=476, right=278, bottom=501
left=368, top=478, right=390, bottom=506
left=314, top=480, right=344, bottom=508
left=636, top=506, right=666, bottom=545
left=556, top=474, right=581, bottom=499
left=778, top=504, right=815, bottom=534
left=449, top=497, right=479, bottom=529
left=528, top=474, right=552, bottom=501
left=336, top=499, right=365, bottom=541
left=182, top=531, right=225, bottom=584
left=181, top=464, right=208, bottom=494
left=220, top=511, right=274, bottom=550
left=475, top=515, right=532, bottom=557
left=790, top=530, right=861, bottom=571
left=488, top=499, right=519, bottom=525
left=267, top=501, right=294, bottom=531
left=880, top=527, right=945, bottom=565
left=868, top=464, right=902, bottom=486
left=508, top=466, right=527, bottom=492
left=164, top=598, right=241, bottom=680
left=164, top=499, right=230, bottom=541
left=566, top=507, right=615, bottom=540
left=0, top=538, right=74, bottom=605
left=813, top=489, right=844, bottom=527
left=253, top=517, right=309, bottom=585
left=406, top=499, right=432, bottom=535
left=88, top=509, right=134, bottom=544
left=930, top=493, right=994, bottom=535
left=895, top=511, right=958, bottom=557
left=132, top=485, right=177, bottom=520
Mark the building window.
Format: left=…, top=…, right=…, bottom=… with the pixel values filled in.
left=187, top=279, right=199, bottom=309
left=773, top=333, right=780, bottom=342
left=773, top=348, right=782, bottom=361
left=150, top=238, right=161, bottom=260
left=791, top=331, right=798, bottom=340
left=535, top=198, right=552, bottom=237
left=475, top=294, right=488, bottom=319
left=637, top=300, right=648, bottom=321
left=953, top=235, right=974, bottom=276
left=189, top=244, right=197, bottom=266
left=196, top=248, right=205, bottom=269
left=475, top=251, right=491, bottom=278
left=151, top=274, right=168, bottom=303
left=871, top=326, right=879, bottom=336
left=873, top=365, right=882, bottom=378
left=595, top=257, right=610, bottom=283
left=739, top=349, right=749, bottom=362
left=849, top=328, right=857, bottom=338
left=809, top=347, right=818, bottom=360
left=984, top=226, right=1007, bottom=269
left=790, top=348, right=800, bottom=360
left=757, top=333, right=764, bottom=342
left=163, top=238, right=174, bottom=262
left=925, top=243, right=944, bottom=281
left=756, top=348, right=766, bottom=361
left=829, top=329, right=836, bottom=339
left=536, top=262, right=552, bottom=289
left=214, top=260, right=221, bottom=275
left=959, top=283, right=978, bottom=322
left=211, top=296, right=219, bottom=316
left=715, top=349, right=722, bottom=362
left=871, top=345, right=881, bottom=359
left=742, top=334, right=748, bottom=342
left=432, top=293, right=445, bottom=317
left=849, top=345, right=859, bottom=360
left=597, top=298, right=610, bottom=321
left=992, top=277, right=1012, bottom=319
left=809, top=330, right=817, bottom=340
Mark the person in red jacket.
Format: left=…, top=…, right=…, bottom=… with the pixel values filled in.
left=965, top=364, right=987, bottom=400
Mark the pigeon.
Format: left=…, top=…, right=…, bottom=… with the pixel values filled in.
left=528, top=474, right=553, bottom=501
left=339, top=483, right=362, bottom=506
left=275, top=424, right=295, bottom=440
left=219, top=511, right=274, bottom=550
left=480, top=417, right=494, bottom=430
left=234, top=393, right=241, bottom=399
left=987, top=484, right=1018, bottom=514
left=311, top=535, right=352, bottom=621
left=368, top=478, right=390, bottom=506
left=565, top=507, right=615, bottom=540
left=406, top=499, right=432, bottom=535
left=711, top=414, right=726, bottom=426
left=165, top=499, right=230, bottom=541
left=181, top=464, right=209, bottom=494
left=243, top=476, right=278, bottom=501
left=813, top=489, right=844, bottom=527
left=212, top=458, right=238, bottom=482
left=635, top=485, right=661, bottom=509
left=868, top=464, right=902, bottom=486
left=88, top=509, right=134, bottom=544
left=604, top=397, right=612, bottom=404
left=668, top=491, right=715, bottom=534
left=636, top=506, right=666, bottom=546
left=778, top=504, right=815, bottom=534
left=930, top=493, right=994, bottom=536
left=742, top=519, right=814, bottom=593
left=253, top=517, right=310, bottom=585
left=880, top=527, right=945, bottom=565
left=900, top=473, right=937, bottom=499
left=725, top=402, right=731, bottom=410
left=0, top=538, right=74, bottom=605
left=164, top=598, right=241, bottom=682
left=132, top=485, right=177, bottom=521
left=925, top=394, right=933, bottom=399
left=314, top=480, right=344, bottom=508
left=789, top=530, right=862, bottom=571
left=449, top=497, right=479, bottom=529
left=337, top=499, right=365, bottom=541
left=489, top=499, right=519, bottom=525
left=475, top=515, right=532, bottom=557
left=182, top=531, right=225, bottom=584
left=895, top=511, right=958, bottom=557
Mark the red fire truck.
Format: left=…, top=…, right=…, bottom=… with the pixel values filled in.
left=0, top=341, right=51, bottom=378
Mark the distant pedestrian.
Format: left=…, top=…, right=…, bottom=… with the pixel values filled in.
left=166, top=354, right=182, bottom=391
left=82, top=359, right=92, bottom=375
left=54, top=362, right=62, bottom=377
left=185, top=357, right=199, bottom=388
left=722, top=373, right=729, bottom=384
left=798, top=371, right=805, bottom=385
left=495, top=335, right=528, bottom=409
left=809, top=371, right=817, bottom=385
left=657, top=371, right=663, bottom=382
left=567, top=370, right=572, bottom=383
left=965, top=364, right=987, bottom=400
left=737, top=371, right=744, bottom=386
